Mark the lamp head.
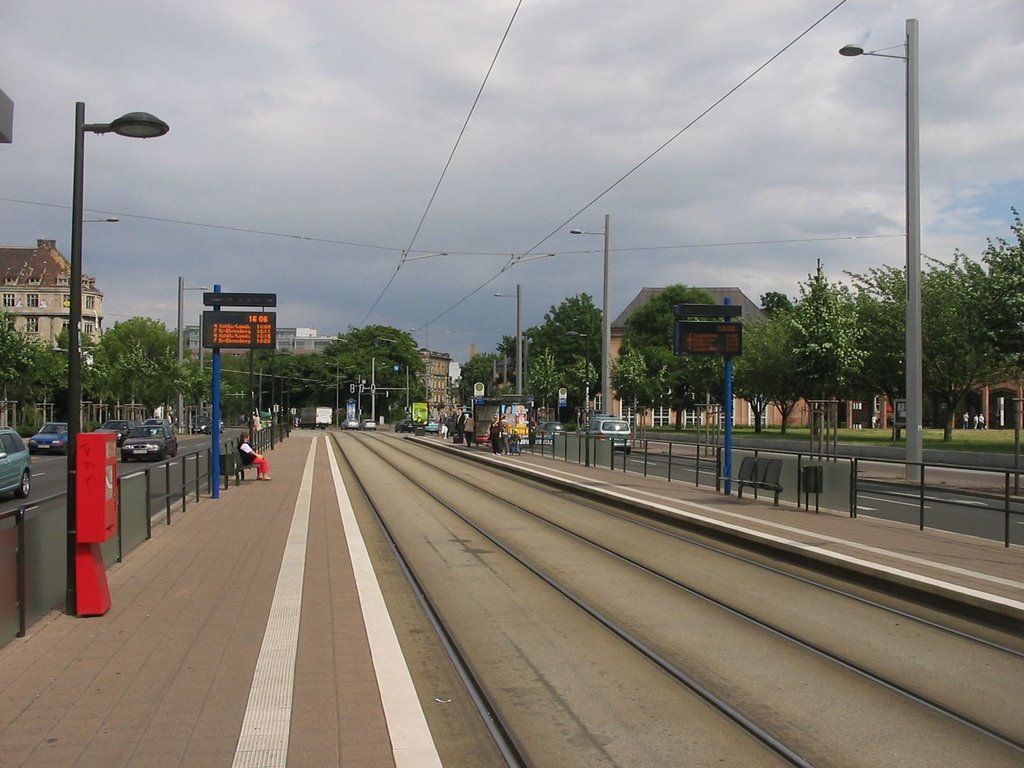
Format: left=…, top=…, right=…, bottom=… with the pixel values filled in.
left=839, top=44, right=865, bottom=57
left=109, top=111, right=170, bottom=138
left=569, top=229, right=583, bottom=234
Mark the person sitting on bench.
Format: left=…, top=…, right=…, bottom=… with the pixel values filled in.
left=239, top=434, right=271, bottom=480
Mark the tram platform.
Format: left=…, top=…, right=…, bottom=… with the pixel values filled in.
left=1, top=429, right=1021, bottom=768
left=0, top=430, right=441, bottom=768
left=419, top=435, right=1024, bottom=628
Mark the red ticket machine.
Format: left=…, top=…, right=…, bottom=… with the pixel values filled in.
left=75, top=432, right=119, bottom=616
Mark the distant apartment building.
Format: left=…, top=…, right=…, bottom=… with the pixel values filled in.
left=0, top=238, right=104, bottom=344
left=421, top=348, right=453, bottom=409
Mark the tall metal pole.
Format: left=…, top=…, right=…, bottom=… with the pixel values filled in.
left=65, top=101, right=86, bottom=616
left=601, top=213, right=611, bottom=415
left=211, top=285, right=222, bottom=499
left=371, top=356, right=376, bottom=424
left=177, top=276, right=184, bottom=433
left=905, top=18, right=922, bottom=481
left=515, top=283, right=522, bottom=397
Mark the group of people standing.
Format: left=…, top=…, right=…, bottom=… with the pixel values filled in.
left=488, top=413, right=528, bottom=455
left=451, top=407, right=474, bottom=446
left=961, top=412, right=986, bottom=429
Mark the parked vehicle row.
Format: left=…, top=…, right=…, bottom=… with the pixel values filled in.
left=0, top=426, right=31, bottom=499
left=28, top=422, right=69, bottom=455
left=121, top=423, right=178, bottom=462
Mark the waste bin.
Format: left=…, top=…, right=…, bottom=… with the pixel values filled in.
left=802, top=464, right=823, bottom=494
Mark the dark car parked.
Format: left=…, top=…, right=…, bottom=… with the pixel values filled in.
left=394, top=419, right=415, bottom=433
left=94, top=419, right=137, bottom=446
left=120, top=423, right=178, bottom=462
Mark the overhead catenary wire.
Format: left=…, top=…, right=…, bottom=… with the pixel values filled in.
left=359, top=0, right=524, bottom=328
left=418, top=0, right=853, bottom=331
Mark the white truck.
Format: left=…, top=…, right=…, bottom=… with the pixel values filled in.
left=299, top=406, right=332, bottom=429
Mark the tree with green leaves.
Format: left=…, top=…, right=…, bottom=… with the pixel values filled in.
left=734, top=317, right=784, bottom=432
left=92, top=317, right=182, bottom=414
left=922, top=253, right=1003, bottom=438
left=789, top=264, right=864, bottom=402
left=977, top=209, right=1024, bottom=371
left=620, top=285, right=720, bottom=429
left=0, top=312, right=43, bottom=424
left=610, top=347, right=666, bottom=420
left=524, top=293, right=602, bottom=382
left=527, top=348, right=560, bottom=414
left=456, top=352, right=501, bottom=404
left=760, top=291, right=793, bottom=316
left=846, top=264, right=908, bottom=438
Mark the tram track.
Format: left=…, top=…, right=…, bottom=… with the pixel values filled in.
left=334, top=432, right=1024, bottom=767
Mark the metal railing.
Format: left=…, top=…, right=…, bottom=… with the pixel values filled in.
left=2, top=439, right=225, bottom=646
left=522, top=434, right=1023, bottom=548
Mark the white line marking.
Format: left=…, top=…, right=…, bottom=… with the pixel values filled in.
left=858, top=494, right=930, bottom=509
left=326, top=437, right=443, bottom=768
left=232, top=437, right=317, bottom=768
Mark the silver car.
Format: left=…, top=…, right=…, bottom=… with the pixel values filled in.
left=586, top=416, right=632, bottom=453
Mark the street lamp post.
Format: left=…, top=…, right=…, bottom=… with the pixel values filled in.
left=841, top=18, right=921, bottom=480
left=494, top=284, right=523, bottom=396
left=67, top=102, right=168, bottom=616
left=570, top=213, right=612, bottom=415
left=177, top=277, right=209, bottom=434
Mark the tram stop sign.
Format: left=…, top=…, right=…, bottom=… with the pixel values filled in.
left=674, top=321, right=743, bottom=357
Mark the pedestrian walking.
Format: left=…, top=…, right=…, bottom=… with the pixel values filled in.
left=464, top=414, right=475, bottom=446
left=489, top=415, right=502, bottom=454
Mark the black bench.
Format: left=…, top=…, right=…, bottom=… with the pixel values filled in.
left=736, top=456, right=783, bottom=506
left=221, top=448, right=259, bottom=488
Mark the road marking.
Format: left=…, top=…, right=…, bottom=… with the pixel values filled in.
left=326, top=437, right=443, bottom=768
left=858, top=494, right=929, bottom=509
left=232, top=437, right=316, bottom=768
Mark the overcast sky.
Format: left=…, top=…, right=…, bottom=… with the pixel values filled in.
left=2, top=1, right=1021, bottom=361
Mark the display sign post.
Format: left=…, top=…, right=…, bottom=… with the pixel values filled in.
left=674, top=302, right=742, bottom=494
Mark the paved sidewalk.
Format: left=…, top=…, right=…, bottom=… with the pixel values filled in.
left=0, top=430, right=426, bottom=768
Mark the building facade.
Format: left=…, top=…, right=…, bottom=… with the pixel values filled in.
left=0, top=238, right=104, bottom=344
left=420, top=348, right=453, bottom=412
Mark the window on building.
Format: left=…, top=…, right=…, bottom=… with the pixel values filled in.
left=652, top=406, right=671, bottom=427
left=27, top=294, right=39, bottom=308
left=2, top=293, right=13, bottom=308
left=84, top=321, right=94, bottom=335
left=26, top=317, right=38, bottom=334
left=85, top=295, right=95, bottom=309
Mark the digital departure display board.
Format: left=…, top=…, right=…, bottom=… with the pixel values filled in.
left=674, top=321, right=743, bottom=357
left=202, top=311, right=277, bottom=349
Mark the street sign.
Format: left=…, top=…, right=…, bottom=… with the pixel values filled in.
left=674, top=321, right=743, bottom=356
left=203, top=292, right=277, bottom=307
left=202, top=311, right=277, bottom=349
left=673, top=303, right=742, bottom=319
